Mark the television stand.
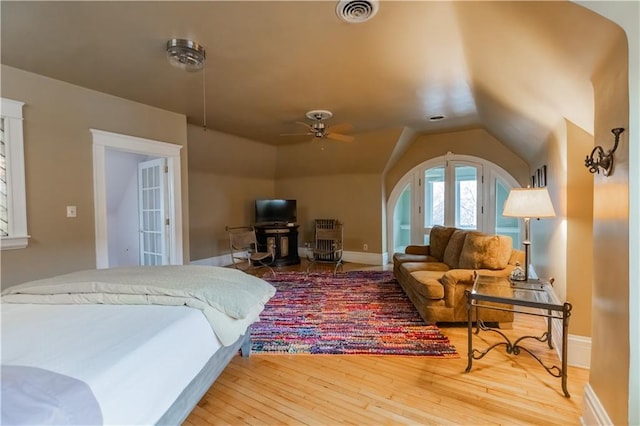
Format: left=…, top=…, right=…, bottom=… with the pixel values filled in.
left=254, top=223, right=300, bottom=266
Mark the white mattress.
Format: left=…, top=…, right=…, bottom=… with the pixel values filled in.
left=1, top=303, right=223, bottom=425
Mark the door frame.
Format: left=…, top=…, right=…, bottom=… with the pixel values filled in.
left=91, top=129, right=183, bottom=268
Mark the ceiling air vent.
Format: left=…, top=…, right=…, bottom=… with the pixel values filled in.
left=336, top=0, right=379, bottom=24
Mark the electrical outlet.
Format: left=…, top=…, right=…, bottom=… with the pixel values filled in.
left=363, top=243, right=368, bottom=251
left=66, top=205, right=77, bottom=218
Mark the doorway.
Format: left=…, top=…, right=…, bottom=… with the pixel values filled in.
left=91, top=129, right=183, bottom=268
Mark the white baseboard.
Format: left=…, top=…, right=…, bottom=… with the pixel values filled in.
left=342, top=250, right=388, bottom=265
left=190, top=254, right=231, bottom=267
left=549, top=307, right=591, bottom=369
left=192, top=249, right=389, bottom=269
left=581, top=383, right=613, bottom=426
left=298, top=247, right=387, bottom=266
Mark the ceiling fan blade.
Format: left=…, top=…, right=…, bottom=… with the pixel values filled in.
left=296, top=121, right=314, bottom=129
left=326, top=132, right=355, bottom=143
left=281, top=121, right=314, bottom=136
left=280, top=131, right=312, bottom=136
left=327, top=123, right=353, bottom=134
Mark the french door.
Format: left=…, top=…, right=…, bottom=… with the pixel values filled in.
left=420, top=161, right=482, bottom=244
left=138, top=158, right=168, bottom=265
left=389, top=154, right=520, bottom=254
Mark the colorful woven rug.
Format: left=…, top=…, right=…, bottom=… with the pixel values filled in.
left=251, top=270, right=459, bottom=357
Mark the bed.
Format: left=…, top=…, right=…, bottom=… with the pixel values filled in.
left=1, top=265, right=276, bottom=425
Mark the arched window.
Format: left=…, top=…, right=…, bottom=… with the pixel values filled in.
left=387, top=154, right=521, bottom=254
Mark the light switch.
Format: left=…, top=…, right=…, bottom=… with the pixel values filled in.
left=66, top=205, right=77, bottom=218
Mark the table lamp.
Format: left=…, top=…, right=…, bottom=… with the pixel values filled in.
left=502, top=187, right=556, bottom=281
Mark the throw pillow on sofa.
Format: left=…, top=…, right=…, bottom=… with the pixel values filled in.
left=458, top=233, right=512, bottom=270
left=442, top=229, right=468, bottom=268
left=428, top=226, right=456, bottom=261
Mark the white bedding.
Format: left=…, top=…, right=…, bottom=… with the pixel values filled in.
left=1, top=303, right=222, bottom=425
left=1, top=265, right=276, bottom=346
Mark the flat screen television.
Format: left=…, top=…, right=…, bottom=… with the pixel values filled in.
left=255, top=199, right=297, bottom=225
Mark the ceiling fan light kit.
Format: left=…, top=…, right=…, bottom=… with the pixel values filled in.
left=280, top=109, right=355, bottom=143
left=166, top=38, right=206, bottom=72
left=306, top=110, right=333, bottom=121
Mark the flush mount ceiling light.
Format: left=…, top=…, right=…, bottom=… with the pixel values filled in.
left=166, top=38, right=208, bottom=130
left=166, top=38, right=206, bottom=72
left=336, top=0, right=379, bottom=23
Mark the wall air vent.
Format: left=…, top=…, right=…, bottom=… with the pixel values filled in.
left=336, top=0, right=379, bottom=24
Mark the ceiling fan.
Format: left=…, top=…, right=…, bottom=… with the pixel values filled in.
left=281, top=110, right=354, bottom=143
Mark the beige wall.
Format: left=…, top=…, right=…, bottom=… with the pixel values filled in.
left=531, top=124, right=567, bottom=298
left=589, top=30, right=630, bottom=426
left=272, top=128, right=401, bottom=255
left=276, top=174, right=383, bottom=252
left=384, top=128, right=530, bottom=194
left=187, top=126, right=276, bottom=261
left=187, top=127, right=400, bottom=259
left=0, top=66, right=188, bottom=289
left=566, top=121, right=594, bottom=337
left=531, top=120, right=594, bottom=339
left=578, top=3, right=638, bottom=424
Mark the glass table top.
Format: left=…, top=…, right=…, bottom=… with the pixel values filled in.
left=471, top=274, right=562, bottom=310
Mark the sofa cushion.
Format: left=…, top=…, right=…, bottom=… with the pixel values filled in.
left=392, top=253, right=438, bottom=268
left=428, top=226, right=457, bottom=261
left=408, top=271, right=445, bottom=300
left=400, top=261, right=450, bottom=274
left=442, top=229, right=468, bottom=268
left=458, top=233, right=513, bottom=270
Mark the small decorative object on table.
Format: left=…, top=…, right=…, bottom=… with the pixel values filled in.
left=510, top=261, right=526, bottom=281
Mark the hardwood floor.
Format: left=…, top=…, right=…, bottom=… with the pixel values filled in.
left=184, top=261, right=589, bottom=425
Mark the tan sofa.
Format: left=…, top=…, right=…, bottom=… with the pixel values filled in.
left=393, top=226, right=525, bottom=326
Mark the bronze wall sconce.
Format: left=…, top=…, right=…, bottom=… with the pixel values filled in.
left=585, top=127, right=624, bottom=176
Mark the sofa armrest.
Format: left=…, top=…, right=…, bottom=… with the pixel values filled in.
left=440, top=269, right=475, bottom=307
left=472, top=266, right=515, bottom=278
left=405, top=245, right=430, bottom=256
left=439, top=267, right=516, bottom=307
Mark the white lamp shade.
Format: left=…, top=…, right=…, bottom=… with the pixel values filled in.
left=503, top=187, right=556, bottom=218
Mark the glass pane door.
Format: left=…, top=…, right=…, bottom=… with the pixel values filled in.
left=0, top=118, right=7, bottom=237
left=392, top=183, right=411, bottom=253
left=138, top=158, right=168, bottom=266
left=423, top=167, right=444, bottom=244
left=455, top=164, right=479, bottom=229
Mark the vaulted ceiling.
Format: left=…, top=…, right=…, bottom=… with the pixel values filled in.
left=0, top=1, right=622, bottom=163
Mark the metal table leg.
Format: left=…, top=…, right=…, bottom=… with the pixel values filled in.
left=465, top=290, right=473, bottom=373
left=561, top=302, right=572, bottom=397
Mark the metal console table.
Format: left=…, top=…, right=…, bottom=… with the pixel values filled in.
left=465, top=274, right=572, bottom=397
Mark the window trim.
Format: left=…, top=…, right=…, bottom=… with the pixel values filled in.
left=1, top=98, right=29, bottom=250
left=387, top=154, right=520, bottom=255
